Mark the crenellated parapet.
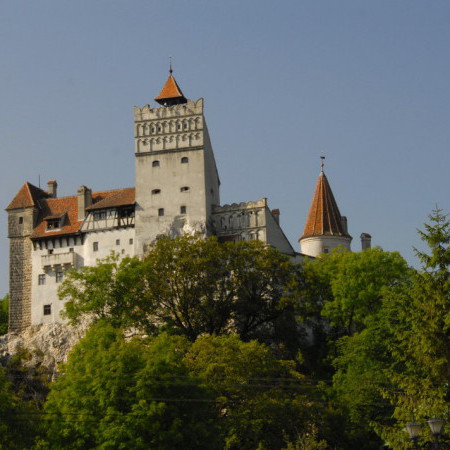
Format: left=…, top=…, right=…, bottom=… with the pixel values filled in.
left=134, top=99, right=205, bottom=153
left=212, top=199, right=269, bottom=242
left=134, top=98, right=204, bottom=120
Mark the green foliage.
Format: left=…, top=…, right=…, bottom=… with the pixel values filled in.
left=59, top=236, right=301, bottom=348
left=0, top=366, right=38, bottom=449
left=43, top=322, right=215, bottom=449
left=376, top=208, right=450, bottom=447
left=0, top=294, right=9, bottom=335
left=185, top=334, right=323, bottom=449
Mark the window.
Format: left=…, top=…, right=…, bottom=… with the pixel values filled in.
left=69, top=247, right=74, bottom=253
left=152, top=160, right=160, bottom=167
left=158, top=208, right=164, bottom=217
left=180, top=186, right=190, bottom=192
left=38, top=274, right=46, bottom=285
left=46, top=219, right=60, bottom=230
left=116, top=239, right=120, bottom=246
left=183, top=122, right=188, bottom=130
left=129, top=238, right=133, bottom=245
left=43, top=305, right=51, bottom=316
left=93, top=211, right=107, bottom=221
left=56, top=271, right=63, bottom=283
left=181, top=157, right=189, bottom=164
left=323, top=248, right=329, bottom=254
left=93, top=242, right=99, bottom=252
left=180, top=206, right=187, bottom=214
left=158, top=126, right=162, bottom=132
left=151, top=189, right=161, bottom=195
left=18, top=217, right=23, bottom=224
left=48, top=249, right=54, bottom=255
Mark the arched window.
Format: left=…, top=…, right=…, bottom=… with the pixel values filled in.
left=180, top=186, right=190, bottom=192
left=152, top=160, right=160, bottom=167
left=181, top=157, right=189, bottom=164
left=152, top=189, right=161, bottom=195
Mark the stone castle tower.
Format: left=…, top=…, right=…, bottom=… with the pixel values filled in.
left=134, top=69, right=220, bottom=253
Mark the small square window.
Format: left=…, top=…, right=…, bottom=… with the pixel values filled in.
left=116, top=239, right=120, bottom=246
left=180, top=186, right=190, bottom=192
left=181, top=157, right=189, bottom=164
left=48, top=249, right=54, bottom=255
left=18, top=217, right=23, bottom=224
left=323, top=248, right=329, bottom=254
left=152, top=160, right=160, bottom=167
left=56, top=271, right=63, bottom=283
left=38, top=274, right=46, bottom=285
left=43, top=304, right=51, bottom=316
left=152, top=189, right=161, bottom=195
left=69, top=248, right=74, bottom=252
left=158, top=208, right=164, bottom=217
left=129, top=238, right=133, bottom=245
left=180, top=206, right=187, bottom=214
left=93, top=242, right=99, bottom=252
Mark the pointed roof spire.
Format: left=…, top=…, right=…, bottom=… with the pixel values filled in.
left=300, top=160, right=351, bottom=239
left=154, top=59, right=187, bottom=106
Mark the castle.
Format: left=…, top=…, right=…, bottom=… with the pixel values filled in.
left=6, top=69, right=365, bottom=332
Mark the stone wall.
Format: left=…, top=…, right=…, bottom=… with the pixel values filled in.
left=9, top=237, right=33, bottom=331
left=8, top=209, right=35, bottom=332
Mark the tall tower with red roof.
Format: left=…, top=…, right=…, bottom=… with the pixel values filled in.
left=134, top=68, right=220, bottom=252
left=299, top=159, right=352, bottom=257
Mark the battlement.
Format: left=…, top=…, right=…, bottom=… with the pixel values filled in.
left=212, top=198, right=268, bottom=213
left=134, top=98, right=204, bottom=121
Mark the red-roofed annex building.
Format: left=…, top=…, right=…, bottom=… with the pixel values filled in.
left=6, top=70, right=368, bottom=332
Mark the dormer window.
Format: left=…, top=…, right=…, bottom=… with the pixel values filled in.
left=45, top=213, right=65, bottom=231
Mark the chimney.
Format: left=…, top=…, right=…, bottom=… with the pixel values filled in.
left=47, top=180, right=58, bottom=198
left=77, top=186, right=92, bottom=221
left=271, top=209, right=280, bottom=225
left=360, top=233, right=372, bottom=250
left=340, top=216, right=348, bottom=234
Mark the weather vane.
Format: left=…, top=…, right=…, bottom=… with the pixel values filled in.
left=320, top=155, right=325, bottom=172
left=169, top=56, right=173, bottom=74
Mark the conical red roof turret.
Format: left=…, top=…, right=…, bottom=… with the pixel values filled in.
left=300, top=169, right=350, bottom=239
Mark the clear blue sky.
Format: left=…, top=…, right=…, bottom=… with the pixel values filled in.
left=1, top=1, right=449, bottom=296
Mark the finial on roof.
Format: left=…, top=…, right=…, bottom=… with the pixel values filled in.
left=169, top=56, right=173, bottom=74
left=320, top=155, right=325, bottom=173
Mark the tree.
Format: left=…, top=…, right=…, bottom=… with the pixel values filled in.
left=298, top=248, right=411, bottom=448
left=375, top=209, right=450, bottom=447
left=184, top=334, right=325, bottom=449
left=0, top=294, right=9, bottom=335
left=43, top=322, right=216, bottom=449
left=59, top=236, right=301, bottom=346
left=0, top=366, right=38, bottom=449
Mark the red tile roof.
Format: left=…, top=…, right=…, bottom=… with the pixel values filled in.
left=300, top=172, right=350, bottom=239
left=27, top=187, right=135, bottom=239
left=6, top=182, right=49, bottom=210
left=86, top=188, right=135, bottom=211
left=154, top=74, right=187, bottom=105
